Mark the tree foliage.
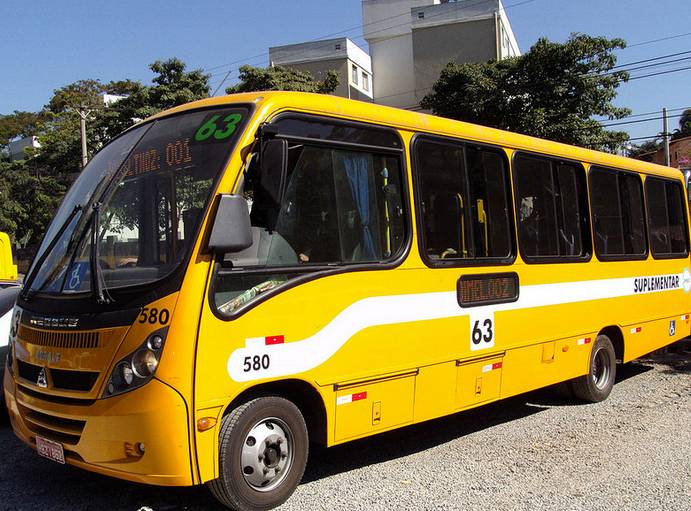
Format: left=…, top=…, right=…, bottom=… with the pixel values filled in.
left=421, top=34, right=631, bottom=150
left=0, top=57, right=211, bottom=248
left=627, top=139, right=661, bottom=159
left=672, top=108, right=691, bottom=140
left=0, top=161, right=64, bottom=247
left=226, top=65, right=339, bottom=95
left=0, top=111, right=47, bottom=151
left=94, top=58, right=211, bottom=141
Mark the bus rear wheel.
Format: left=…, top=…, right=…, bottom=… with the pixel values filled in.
left=571, top=334, right=617, bottom=402
left=208, top=396, right=308, bottom=511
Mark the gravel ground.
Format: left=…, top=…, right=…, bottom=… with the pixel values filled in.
left=1, top=343, right=689, bottom=511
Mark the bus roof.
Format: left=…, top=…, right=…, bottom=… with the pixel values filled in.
left=149, top=91, right=681, bottom=180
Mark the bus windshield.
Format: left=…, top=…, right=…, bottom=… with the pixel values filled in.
left=25, top=106, right=248, bottom=297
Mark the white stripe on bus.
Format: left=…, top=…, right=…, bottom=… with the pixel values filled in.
left=227, top=269, right=690, bottom=382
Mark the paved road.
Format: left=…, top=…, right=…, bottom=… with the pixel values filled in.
left=1, top=346, right=689, bottom=511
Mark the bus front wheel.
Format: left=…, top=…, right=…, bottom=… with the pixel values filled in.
left=571, top=334, right=617, bottom=402
left=208, top=396, right=309, bottom=511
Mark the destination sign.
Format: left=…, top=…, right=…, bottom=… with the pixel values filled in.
left=457, top=273, right=519, bottom=307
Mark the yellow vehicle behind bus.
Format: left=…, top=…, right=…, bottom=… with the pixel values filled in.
left=0, top=232, right=17, bottom=283
left=4, top=92, right=690, bottom=511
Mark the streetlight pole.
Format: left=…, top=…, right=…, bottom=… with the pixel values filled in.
left=77, top=104, right=90, bottom=168
left=662, top=107, right=671, bottom=167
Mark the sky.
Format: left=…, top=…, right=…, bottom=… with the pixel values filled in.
left=1, top=0, right=690, bottom=143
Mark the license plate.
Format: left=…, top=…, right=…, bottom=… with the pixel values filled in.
left=36, top=436, right=65, bottom=464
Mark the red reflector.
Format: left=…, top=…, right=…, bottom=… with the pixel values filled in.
left=265, top=335, right=285, bottom=345
left=352, top=392, right=367, bottom=402
left=585, top=337, right=592, bottom=344
left=492, top=362, right=503, bottom=370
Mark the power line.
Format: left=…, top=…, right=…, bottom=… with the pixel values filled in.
left=595, top=106, right=690, bottom=122
left=627, top=31, right=691, bottom=48
left=204, top=0, right=539, bottom=77
left=395, top=59, right=691, bottom=110
left=206, top=24, right=691, bottom=91
left=204, top=0, right=541, bottom=92
left=598, top=112, right=686, bottom=129
left=600, top=54, right=691, bottom=78
left=583, top=134, right=667, bottom=148
left=627, top=64, right=691, bottom=81
left=610, top=49, right=691, bottom=70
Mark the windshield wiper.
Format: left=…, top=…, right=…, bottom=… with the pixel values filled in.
left=21, top=205, right=83, bottom=301
left=90, top=203, right=113, bottom=305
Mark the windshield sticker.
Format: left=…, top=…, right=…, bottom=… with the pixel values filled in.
left=65, top=262, right=89, bottom=292
left=194, top=113, right=243, bottom=142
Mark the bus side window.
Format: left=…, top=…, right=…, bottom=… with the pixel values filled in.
left=214, top=142, right=406, bottom=315
left=416, top=139, right=468, bottom=259
left=466, top=148, right=512, bottom=259
left=514, top=154, right=588, bottom=261
left=645, top=177, right=689, bottom=258
left=590, top=167, right=647, bottom=260
left=415, top=137, right=512, bottom=263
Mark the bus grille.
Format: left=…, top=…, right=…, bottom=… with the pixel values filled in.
left=17, top=403, right=85, bottom=445
left=18, top=325, right=100, bottom=349
left=17, top=360, right=99, bottom=393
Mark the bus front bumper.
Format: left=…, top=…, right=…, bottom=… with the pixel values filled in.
left=3, top=369, right=194, bottom=486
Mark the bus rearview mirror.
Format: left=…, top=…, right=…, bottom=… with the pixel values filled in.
left=208, top=195, right=253, bottom=255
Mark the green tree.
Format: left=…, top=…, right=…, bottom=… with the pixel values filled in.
left=226, top=65, right=339, bottom=94
left=672, top=108, right=691, bottom=140
left=0, top=111, right=46, bottom=145
left=0, top=111, right=48, bottom=159
left=46, top=79, right=105, bottom=113
left=627, top=139, right=661, bottom=159
left=0, top=161, right=64, bottom=246
left=30, top=111, right=83, bottom=176
left=0, top=58, right=210, bottom=247
left=95, top=58, right=211, bottom=140
left=421, top=34, right=631, bottom=150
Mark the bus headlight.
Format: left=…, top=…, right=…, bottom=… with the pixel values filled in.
left=104, top=327, right=167, bottom=398
left=120, top=363, right=134, bottom=385
left=132, top=349, right=158, bottom=378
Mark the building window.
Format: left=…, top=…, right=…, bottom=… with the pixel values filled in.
left=362, top=72, right=369, bottom=91
left=335, top=43, right=341, bottom=50
left=351, top=64, right=358, bottom=85
left=418, top=12, right=425, bottom=19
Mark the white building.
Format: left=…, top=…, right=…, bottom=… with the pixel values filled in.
left=8, top=136, right=40, bottom=162
left=101, top=93, right=127, bottom=106
left=269, top=37, right=373, bottom=101
left=363, top=0, right=520, bottom=109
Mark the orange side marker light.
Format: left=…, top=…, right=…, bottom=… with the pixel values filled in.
left=197, top=417, right=218, bottom=432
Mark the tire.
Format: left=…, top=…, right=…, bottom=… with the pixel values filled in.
left=208, top=396, right=309, bottom=511
left=571, top=334, right=617, bottom=402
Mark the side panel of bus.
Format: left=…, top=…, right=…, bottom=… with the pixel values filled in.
left=192, top=115, right=691, bottom=483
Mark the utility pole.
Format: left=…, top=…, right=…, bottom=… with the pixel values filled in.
left=662, top=107, right=671, bottom=167
left=77, top=104, right=91, bottom=168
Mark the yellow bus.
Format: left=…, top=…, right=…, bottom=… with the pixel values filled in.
left=4, top=92, right=690, bottom=511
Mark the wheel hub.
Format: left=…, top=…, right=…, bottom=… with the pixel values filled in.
left=241, top=418, right=293, bottom=491
left=592, top=347, right=611, bottom=390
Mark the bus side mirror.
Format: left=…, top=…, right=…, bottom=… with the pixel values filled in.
left=208, top=195, right=253, bottom=254
left=260, top=138, right=288, bottom=205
